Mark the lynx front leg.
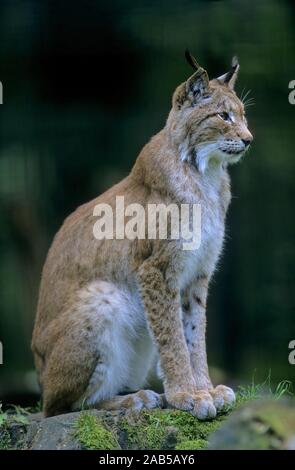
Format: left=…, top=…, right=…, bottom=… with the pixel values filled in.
left=182, top=276, right=235, bottom=411
left=137, top=259, right=216, bottom=420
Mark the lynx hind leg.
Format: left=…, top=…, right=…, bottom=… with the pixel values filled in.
left=97, top=390, right=165, bottom=412
left=41, top=311, right=100, bottom=417
left=42, top=281, right=141, bottom=416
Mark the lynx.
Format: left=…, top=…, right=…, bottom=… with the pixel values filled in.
left=32, top=51, right=253, bottom=419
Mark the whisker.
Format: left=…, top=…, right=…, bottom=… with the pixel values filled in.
left=242, top=89, right=252, bottom=101
left=240, top=87, right=246, bottom=102
left=241, top=89, right=252, bottom=105
left=244, top=97, right=255, bottom=107
left=244, top=96, right=255, bottom=102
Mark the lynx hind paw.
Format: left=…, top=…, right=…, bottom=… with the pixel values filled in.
left=209, top=385, right=236, bottom=411
left=168, top=391, right=217, bottom=420
left=100, top=390, right=165, bottom=413
left=121, top=390, right=164, bottom=412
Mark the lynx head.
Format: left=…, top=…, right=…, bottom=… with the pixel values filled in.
left=168, top=51, right=253, bottom=173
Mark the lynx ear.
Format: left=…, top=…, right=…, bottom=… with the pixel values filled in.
left=185, top=50, right=210, bottom=104
left=173, top=50, right=210, bottom=109
left=216, top=56, right=239, bottom=90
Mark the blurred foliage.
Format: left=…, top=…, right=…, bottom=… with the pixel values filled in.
left=0, top=0, right=294, bottom=404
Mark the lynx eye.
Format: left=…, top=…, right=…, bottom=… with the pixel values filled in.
left=218, top=111, right=231, bottom=122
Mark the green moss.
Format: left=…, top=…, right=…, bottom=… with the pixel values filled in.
left=74, top=412, right=121, bottom=450
left=0, top=428, right=11, bottom=450
left=120, top=409, right=225, bottom=450
left=175, top=439, right=206, bottom=450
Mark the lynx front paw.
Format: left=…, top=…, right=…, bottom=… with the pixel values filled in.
left=167, top=391, right=217, bottom=420
left=209, top=385, right=236, bottom=411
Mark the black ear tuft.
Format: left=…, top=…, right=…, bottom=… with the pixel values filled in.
left=185, top=49, right=200, bottom=71
left=216, top=56, right=240, bottom=89
left=224, top=63, right=239, bottom=84
left=231, top=55, right=239, bottom=68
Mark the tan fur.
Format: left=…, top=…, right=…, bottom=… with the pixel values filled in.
left=32, top=54, right=253, bottom=418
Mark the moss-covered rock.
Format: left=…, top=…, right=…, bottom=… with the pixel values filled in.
left=1, top=397, right=294, bottom=450
left=175, top=439, right=206, bottom=450
left=0, top=406, right=30, bottom=450
left=0, top=406, right=226, bottom=450
left=118, top=409, right=225, bottom=450
left=0, top=427, right=11, bottom=449
left=208, top=399, right=295, bottom=450
left=74, top=412, right=121, bottom=450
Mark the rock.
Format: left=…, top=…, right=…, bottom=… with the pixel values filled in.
left=26, top=412, right=85, bottom=450
left=208, top=399, right=295, bottom=450
left=0, top=407, right=225, bottom=450
left=1, top=398, right=294, bottom=450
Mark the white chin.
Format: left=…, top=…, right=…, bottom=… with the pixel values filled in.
left=223, top=151, right=244, bottom=165
left=195, top=147, right=243, bottom=173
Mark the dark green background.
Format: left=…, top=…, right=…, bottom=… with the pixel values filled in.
left=0, top=0, right=294, bottom=405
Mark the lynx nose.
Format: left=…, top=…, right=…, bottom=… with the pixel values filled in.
left=242, top=138, right=252, bottom=148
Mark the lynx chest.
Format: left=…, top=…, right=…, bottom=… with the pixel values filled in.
left=179, top=173, right=230, bottom=289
